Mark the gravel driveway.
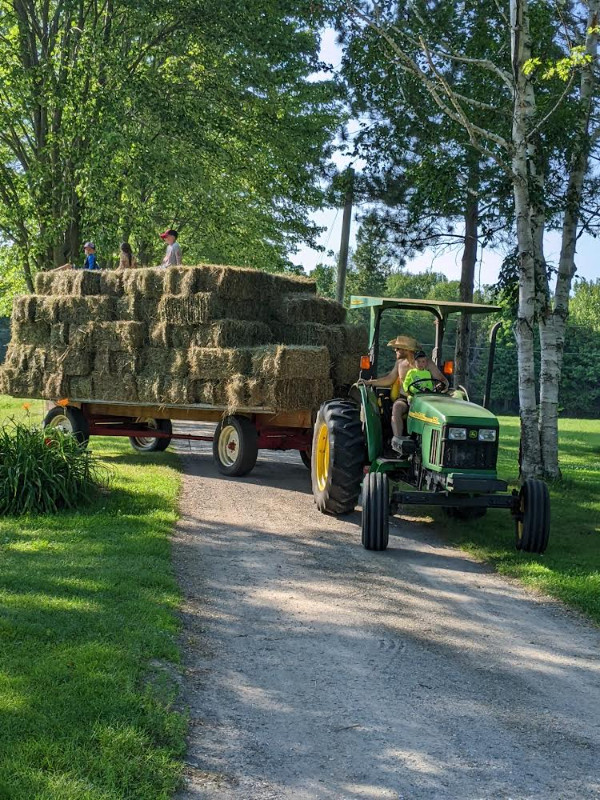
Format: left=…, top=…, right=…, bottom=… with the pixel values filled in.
left=173, top=429, right=600, bottom=800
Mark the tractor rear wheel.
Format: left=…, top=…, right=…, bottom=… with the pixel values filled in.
left=311, top=400, right=364, bottom=515
left=515, top=479, right=550, bottom=554
left=213, top=415, right=258, bottom=477
left=361, top=471, right=389, bottom=551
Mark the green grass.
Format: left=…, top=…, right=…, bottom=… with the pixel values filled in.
left=440, top=417, right=600, bottom=624
left=0, top=397, right=185, bottom=800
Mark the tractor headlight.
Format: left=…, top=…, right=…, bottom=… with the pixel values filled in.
left=448, top=427, right=467, bottom=440
left=478, top=429, right=497, bottom=442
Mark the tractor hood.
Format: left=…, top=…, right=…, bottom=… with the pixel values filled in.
left=408, top=394, right=499, bottom=428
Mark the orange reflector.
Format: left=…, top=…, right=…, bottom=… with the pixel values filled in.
left=56, top=398, right=70, bottom=407
left=360, top=355, right=371, bottom=370
left=443, top=360, right=454, bottom=375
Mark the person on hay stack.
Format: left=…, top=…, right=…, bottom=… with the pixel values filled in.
left=361, top=335, right=448, bottom=438
left=159, top=229, right=182, bottom=267
left=53, top=241, right=100, bottom=271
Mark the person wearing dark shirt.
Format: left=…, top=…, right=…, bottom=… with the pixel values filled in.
left=53, top=241, right=99, bottom=270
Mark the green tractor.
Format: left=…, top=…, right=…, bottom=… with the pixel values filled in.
left=311, top=296, right=550, bottom=554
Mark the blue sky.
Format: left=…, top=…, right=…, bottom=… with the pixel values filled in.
left=292, top=29, right=599, bottom=290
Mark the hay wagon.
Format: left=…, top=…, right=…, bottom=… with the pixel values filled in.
left=44, top=398, right=314, bottom=476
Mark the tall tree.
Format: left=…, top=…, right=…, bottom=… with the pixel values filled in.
left=334, top=0, right=600, bottom=479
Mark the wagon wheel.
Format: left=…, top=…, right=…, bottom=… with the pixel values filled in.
left=129, top=418, right=172, bottom=453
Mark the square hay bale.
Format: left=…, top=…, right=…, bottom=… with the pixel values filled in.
left=333, top=354, right=361, bottom=387
left=92, top=321, right=146, bottom=351
left=140, top=347, right=188, bottom=378
left=270, top=322, right=344, bottom=360
left=188, top=346, right=251, bottom=380
left=251, top=345, right=330, bottom=380
left=342, top=323, right=369, bottom=353
left=34, top=270, right=101, bottom=296
left=92, top=373, right=138, bottom=402
left=149, top=322, right=193, bottom=349
left=11, top=321, right=51, bottom=346
left=99, top=270, right=125, bottom=296
left=192, top=380, right=228, bottom=406
left=94, top=350, right=140, bottom=376
left=194, top=319, right=273, bottom=348
left=69, top=376, right=93, bottom=398
left=136, top=375, right=192, bottom=405
left=34, top=297, right=62, bottom=324
left=250, top=377, right=333, bottom=411
left=4, top=344, right=47, bottom=373
left=225, top=374, right=250, bottom=409
left=121, top=268, right=165, bottom=298
left=50, top=323, right=70, bottom=347
left=163, top=266, right=205, bottom=295
left=12, top=295, right=37, bottom=323
left=69, top=323, right=93, bottom=350
left=56, top=296, right=116, bottom=324
left=48, top=347, right=92, bottom=376
left=43, top=371, right=69, bottom=399
left=158, top=293, right=219, bottom=325
left=1, top=367, right=44, bottom=398
left=275, top=294, right=346, bottom=325
left=271, top=272, right=316, bottom=295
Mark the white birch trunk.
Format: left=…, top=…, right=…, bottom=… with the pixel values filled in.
left=539, top=2, right=599, bottom=479
left=511, top=0, right=543, bottom=478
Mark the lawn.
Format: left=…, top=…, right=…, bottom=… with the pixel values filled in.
left=0, top=398, right=185, bottom=800
left=440, top=416, right=600, bottom=624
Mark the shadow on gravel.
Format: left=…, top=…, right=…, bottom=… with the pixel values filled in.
left=174, top=460, right=600, bottom=800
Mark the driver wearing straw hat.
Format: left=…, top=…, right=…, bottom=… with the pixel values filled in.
left=361, top=335, right=448, bottom=438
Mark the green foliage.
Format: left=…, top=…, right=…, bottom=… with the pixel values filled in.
left=0, top=397, right=185, bottom=799
left=0, top=418, right=104, bottom=515
left=570, top=278, right=600, bottom=333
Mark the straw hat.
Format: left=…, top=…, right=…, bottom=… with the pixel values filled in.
left=387, top=335, right=418, bottom=352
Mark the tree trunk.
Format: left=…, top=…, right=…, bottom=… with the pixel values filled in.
left=511, top=0, right=543, bottom=478
left=538, top=2, right=599, bottom=479
left=455, top=155, right=479, bottom=388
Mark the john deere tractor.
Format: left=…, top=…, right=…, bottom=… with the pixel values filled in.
left=311, top=296, right=550, bottom=554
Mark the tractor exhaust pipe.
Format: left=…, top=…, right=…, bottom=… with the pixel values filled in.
left=482, top=321, right=501, bottom=409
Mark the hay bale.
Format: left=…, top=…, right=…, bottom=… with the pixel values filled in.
left=34, top=270, right=102, bottom=296
left=275, top=294, right=346, bottom=325
left=11, top=321, right=51, bottom=346
left=158, top=293, right=219, bottom=325
left=99, top=271, right=125, bottom=296
left=140, top=347, right=188, bottom=378
left=69, top=323, right=93, bottom=350
left=121, top=268, right=164, bottom=298
left=270, top=322, right=344, bottom=359
left=47, top=347, right=91, bottom=376
left=94, top=350, right=140, bottom=376
left=12, top=295, right=37, bottom=323
left=333, top=354, right=361, bottom=387
left=149, top=322, right=193, bottom=349
left=136, top=376, right=192, bottom=405
left=55, top=296, right=116, bottom=324
left=50, top=323, right=69, bottom=347
left=4, top=344, right=46, bottom=373
left=34, top=297, right=62, bottom=324
left=43, top=371, right=69, bottom=399
left=192, top=380, right=228, bottom=406
left=164, top=267, right=200, bottom=295
left=251, top=345, right=330, bottom=379
left=92, top=373, right=138, bottom=402
left=194, top=319, right=273, bottom=348
left=92, top=322, right=146, bottom=351
left=246, top=377, right=333, bottom=411
left=342, top=323, right=369, bottom=353
left=69, top=376, right=93, bottom=398
left=1, top=367, right=43, bottom=398
left=188, top=346, right=251, bottom=380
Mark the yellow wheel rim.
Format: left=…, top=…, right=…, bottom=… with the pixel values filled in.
left=315, top=422, right=330, bottom=492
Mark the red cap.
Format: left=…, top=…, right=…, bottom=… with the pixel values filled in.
left=160, top=229, right=178, bottom=239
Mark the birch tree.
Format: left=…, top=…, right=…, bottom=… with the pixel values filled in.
left=336, top=0, right=600, bottom=479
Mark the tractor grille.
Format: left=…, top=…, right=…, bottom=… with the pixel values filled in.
left=429, top=429, right=441, bottom=465
left=441, top=428, right=498, bottom=470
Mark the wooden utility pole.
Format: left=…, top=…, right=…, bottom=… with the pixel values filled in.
left=336, top=167, right=354, bottom=305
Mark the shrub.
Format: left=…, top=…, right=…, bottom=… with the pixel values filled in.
left=0, top=419, right=105, bottom=515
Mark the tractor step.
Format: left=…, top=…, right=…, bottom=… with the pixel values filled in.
left=391, top=436, right=417, bottom=457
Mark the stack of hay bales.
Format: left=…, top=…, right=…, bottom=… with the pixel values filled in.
left=1, top=265, right=368, bottom=412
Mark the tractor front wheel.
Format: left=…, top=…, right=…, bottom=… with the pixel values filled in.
left=312, top=400, right=364, bottom=515
left=515, top=479, right=550, bottom=554
left=361, top=471, right=389, bottom=551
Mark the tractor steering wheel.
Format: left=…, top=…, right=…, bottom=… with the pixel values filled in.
left=406, top=377, right=448, bottom=396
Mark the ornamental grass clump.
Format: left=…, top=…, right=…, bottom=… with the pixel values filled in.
left=0, top=420, right=105, bottom=515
